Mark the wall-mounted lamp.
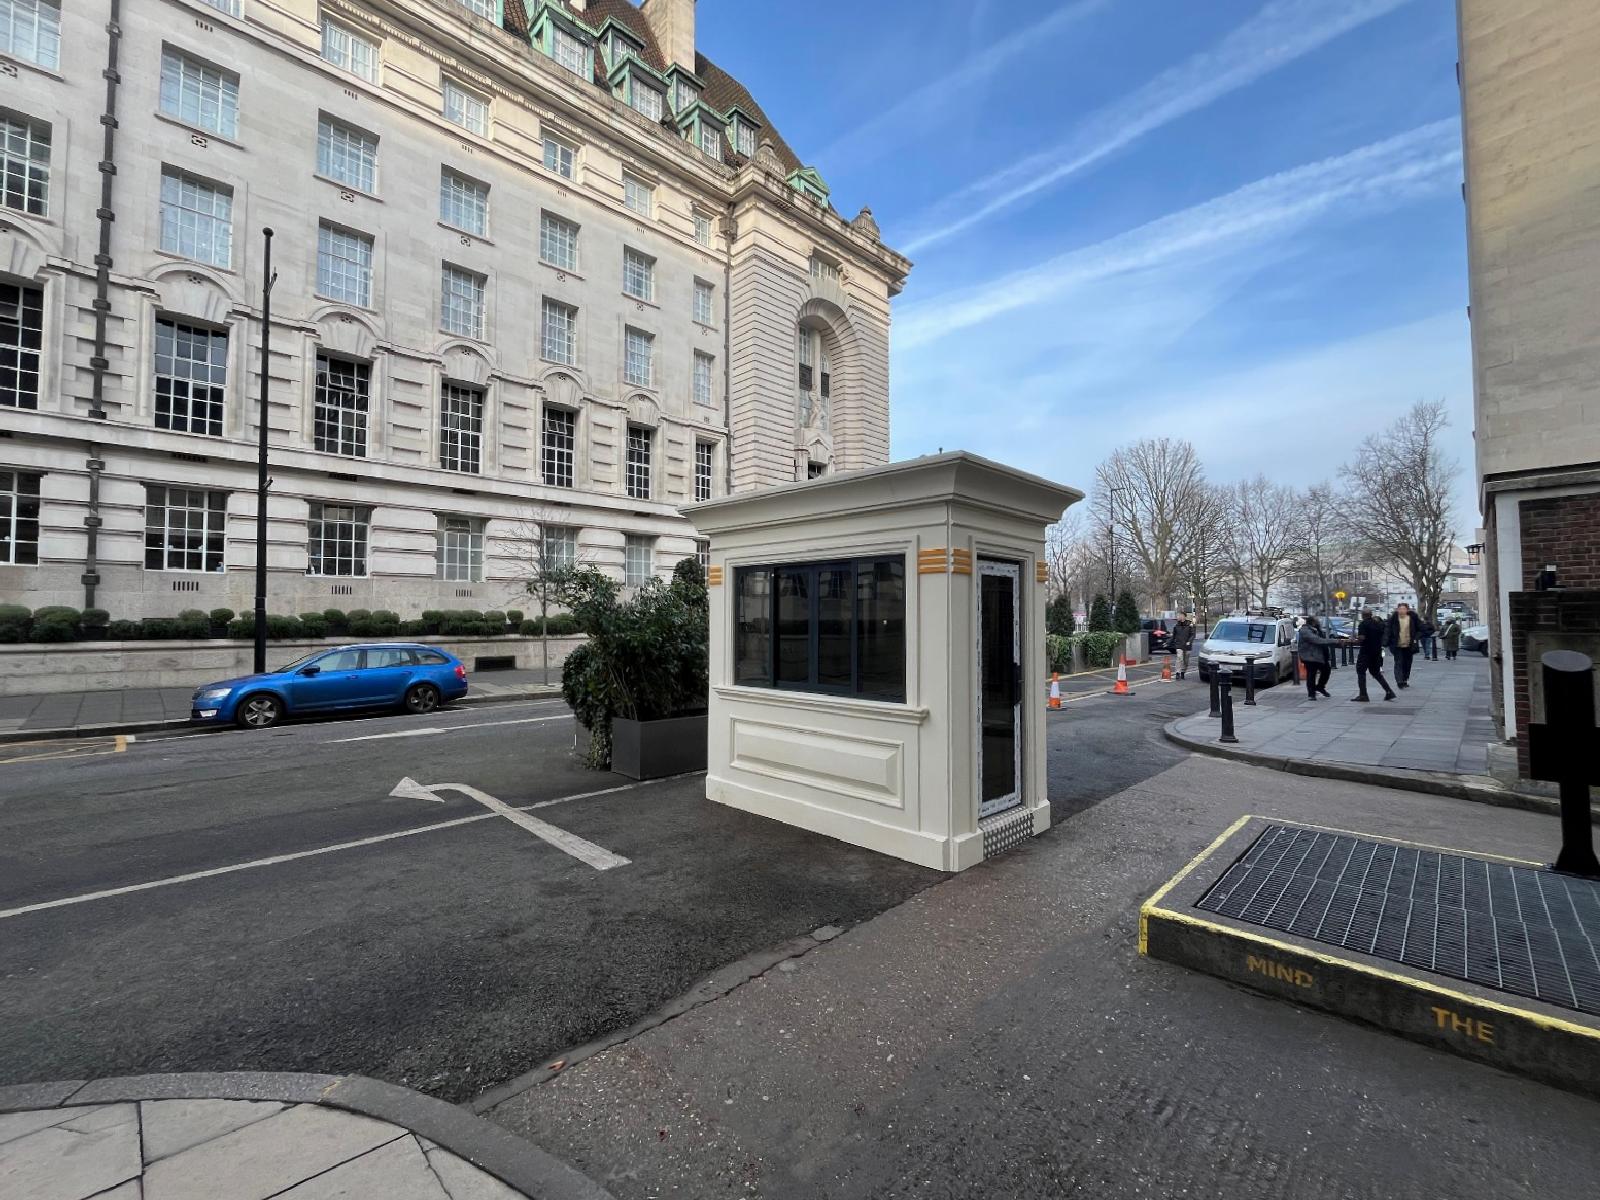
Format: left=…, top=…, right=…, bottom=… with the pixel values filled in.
left=1465, top=542, right=1483, bottom=567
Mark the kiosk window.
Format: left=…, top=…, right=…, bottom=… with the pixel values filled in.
left=735, top=556, right=905, bottom=702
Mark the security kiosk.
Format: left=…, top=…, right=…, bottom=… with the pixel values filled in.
left=687, top=452, right=1083, bottom=872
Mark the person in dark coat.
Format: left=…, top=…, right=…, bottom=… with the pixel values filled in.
left=1441, top=617, right=1463, bottom=660
left=1385, top=602, right=1432, bottom=689
left=1297, top=616, right=1333, bottom=700
left=1353, top=608, right=1397, bottom=702
left=1169, top=612, right=1196, bottom=679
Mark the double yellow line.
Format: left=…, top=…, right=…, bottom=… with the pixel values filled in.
left=0, top=734, right=130, bottom=766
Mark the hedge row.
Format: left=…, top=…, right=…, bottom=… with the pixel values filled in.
left=1045, top=630, right=1125, bottom=673
left=0, top=604, right=583, bottom=644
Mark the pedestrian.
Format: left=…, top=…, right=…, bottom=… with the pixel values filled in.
left=1352, top=607, right=1397, bottom=702
left=1442, top=616, right=1463, bottom=660
left=1385, top=602, right=1431, bottom=689
left=1169, top=612, right=1196, bottom=680
left=1297, top=616, right=1333, bottom=700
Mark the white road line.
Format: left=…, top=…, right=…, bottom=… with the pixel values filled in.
left=0, top=778, right=654, bottom=920
left=333, top=727, right=448, bottom=743
left=390, top=778, right=628, bottom=871
left=332, top=714, right=572, bottom=743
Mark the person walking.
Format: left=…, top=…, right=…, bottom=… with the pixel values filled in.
left=1385, top=602, right=1431, bottom=689
left=1441, top=615, right=1463, bottom=660
left=1352, top=608, right=1397, bottom=702
left=1297, top=616, right=1333, bottom=700
left=1169, top=612, right=1196, bottom=679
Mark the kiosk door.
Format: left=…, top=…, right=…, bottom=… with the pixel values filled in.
left=978, top=560, right=1022, bottom=817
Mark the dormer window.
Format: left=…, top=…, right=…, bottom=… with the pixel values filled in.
left=628, top=77, right=664, bottom=122
left=550, top=25, right=589, bottom=77
left=697, top=120, right=722, bottom=159
left=673, top=78, right=700, bottom=114
left=607, top=30, right=640, bottom=70
left=734, top=120, right=757, bottom=157
left=790, top=167, right=832, bottom=204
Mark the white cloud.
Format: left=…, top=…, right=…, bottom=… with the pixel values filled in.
left=813, top=0, right=1110, bottom=168
left=901, top=0, right=1418, bottom=253
left=895, top=118, right=1462, bottom=350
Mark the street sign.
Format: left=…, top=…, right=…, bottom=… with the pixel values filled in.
left=390, top=777, right=630, bottom=870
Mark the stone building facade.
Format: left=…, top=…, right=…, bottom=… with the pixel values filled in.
left=0, top=0, right=909, bottom=619
left=1457, top=0, right=1600, bottom=769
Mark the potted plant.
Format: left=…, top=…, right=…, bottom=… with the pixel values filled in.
left=560, top=557, right=708, bottom=779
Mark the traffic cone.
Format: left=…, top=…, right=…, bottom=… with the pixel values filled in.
left=1298, top=658, right=1307, bottom=682
left=1109, top=660, right=1134, bottom=696
left=1048, top=673, right=1062, bottom=710
left=1160, top=659, right=1173, bottom=682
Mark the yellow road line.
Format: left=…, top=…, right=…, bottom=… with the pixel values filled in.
left=1137, top=815, right=1253, bottom=953
left=0, top=735, right=130, bottom=766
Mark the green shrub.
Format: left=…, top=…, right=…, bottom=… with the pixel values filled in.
left=483, top=610, right=506, bottom=627
left=1046, top=596, right=1076, bottom=637
left=560, top=561, right=707, bottom=770
left=141, top=617, right=176, bottom=640
left=440, top=610, right=485, bottom=636
left=507, top=610, right=524, bottom=625
left=1073, top=630, right=1123, bottom=670
left=266, top=615, right=302, bottom=639
left=371, top=609, right=400, bottom=634
left=107, top=619, right=142, bottom=640
left=209, top=608, right=235, bottom=634
left=83, top=607, right=111, bottom=628
left=173, top=608, right=211, bottom=639
left=545, top=613, right=579, bottom=636
left=1088, top=594, right=1112, bottom=633
left=1113, top=590, right=1140, bottom=635
left=0, top=604, right=31, bottom=643
left=298, top=613, right=329, bottom=638
left=419, top=610, right=444, bottom=634
left=323, top=609, right=350, bottom=636
left=1046, top=634, right=1074, bottom=674
left=32, top=606, right=81, bottom=642
left=227, top=617, right=254, bottom=639
left=400, top=619, right=429, bottom=636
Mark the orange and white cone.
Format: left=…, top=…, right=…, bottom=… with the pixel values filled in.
left=1048, top=672, right=1062, bottom=710
left=1160, top=659, right=1173, bottom=682
left=1109, top=660, right=1134, bottom=696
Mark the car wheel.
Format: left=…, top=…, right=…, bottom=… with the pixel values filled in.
left=235, top=693, right=282, bottom=729
left=404, top=683, right=441, bottom=715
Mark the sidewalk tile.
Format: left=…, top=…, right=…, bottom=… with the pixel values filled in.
left=0, top=1107, right=86, bottom=1148
left=0, top=1104, right=140, bottom=1200
left=141, top=1104, right=402, bottom=1200
left=271, top=1135, right=448, bottom=1200
left=423, top=1142, right=527, bottom=1200
left=140, top=1098, right=287, bottom=1164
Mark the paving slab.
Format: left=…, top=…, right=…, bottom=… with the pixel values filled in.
left=140, top=1098, right=287, bottom=1164
left=271, top=1135, right=447, bottom=1200
left=0, top=1103, right=140, bottom=1200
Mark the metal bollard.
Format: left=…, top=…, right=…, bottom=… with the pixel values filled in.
left=1533, top=651, right=1600, bottom=878
left=1243, top=655, right=1258, bottom=705
left=1219, top=671, right=1239, bottom=744
left=1208, top=671, right=1221, bottom=718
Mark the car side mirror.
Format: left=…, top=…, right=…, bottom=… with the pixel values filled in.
left=299, top=665, right=321, bottom=677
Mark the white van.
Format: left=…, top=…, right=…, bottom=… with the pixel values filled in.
left=1196, top=616, right=1297, bottom=686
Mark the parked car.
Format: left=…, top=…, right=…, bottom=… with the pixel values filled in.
left=1460, top=625, right=1490, bottom=656
left=1141, top=617, right=1177, bottom=653
left=1197, top=616, right=1297, bottom=685
left=191, top=643, right=469, bottom=729
left=1328, top=616, right=1355, bottom=640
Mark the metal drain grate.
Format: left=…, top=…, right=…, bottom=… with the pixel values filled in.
left=1197, top=825, right=1600, bottom=1017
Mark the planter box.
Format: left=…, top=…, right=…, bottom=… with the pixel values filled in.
left=610, top=712, right=708, bottom=780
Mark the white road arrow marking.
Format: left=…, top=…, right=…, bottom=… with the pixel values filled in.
left=389, top=777, right=630, bottom=871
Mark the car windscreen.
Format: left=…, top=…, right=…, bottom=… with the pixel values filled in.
left=274, top=650, right=324, bottom=673
left=1208, top=621, right=1271, bottom=644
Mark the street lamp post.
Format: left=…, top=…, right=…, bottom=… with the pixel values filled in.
left=253, top=229, right=277, bottom=675
left=1108, top=486, right=1126, bottom=604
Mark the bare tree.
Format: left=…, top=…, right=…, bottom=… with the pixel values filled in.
left=1043, top=510, right=1085, bottom=602
left=1291, top=482, right=1360, bottom=617
left=1340, top=400, right=1459, bottom=620
left=1093, top=438, right=1209, bottom=610
left=1228, top=474, right=1299, bottom=609
left=503, top=502, right=592, bottom=679
left=1173, top=483, right=1234, bottom=627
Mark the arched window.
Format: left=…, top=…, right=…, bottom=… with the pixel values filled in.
left=796, top=323, right=834, bottom=430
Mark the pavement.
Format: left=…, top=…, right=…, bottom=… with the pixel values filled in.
left=0, top=1073, right=610, bottom=1199
left=1169, top=652, right=1505, bottom=784
left=0, top=669, right=561, bottom=742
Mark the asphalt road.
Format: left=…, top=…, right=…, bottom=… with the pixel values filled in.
left=0, top=667, right=1222, bottom=1105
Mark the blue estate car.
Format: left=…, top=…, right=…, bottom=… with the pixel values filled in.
left=192, top=643, right=469, bottom=729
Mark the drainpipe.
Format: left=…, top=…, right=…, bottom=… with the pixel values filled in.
left=721, top=204, right=734, bottom=495
left=83, top=0, right=123, bottom=609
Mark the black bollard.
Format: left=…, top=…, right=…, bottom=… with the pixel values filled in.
left=1208, top=671, right=1221, bottom=719
left=1531, top=651, right=1599, bottom=878
left=1243, top=655, right=1258, bottom=705
left=1219, top=671, right=1239, bottom=744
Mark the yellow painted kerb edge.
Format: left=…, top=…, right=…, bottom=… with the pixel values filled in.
left=1137, top=814, right=1252, bottom=955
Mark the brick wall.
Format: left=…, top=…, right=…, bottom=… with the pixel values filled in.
left=1507, top=589, right=1600, bottom=776
left=1520, top=493, right=1600, bottom=590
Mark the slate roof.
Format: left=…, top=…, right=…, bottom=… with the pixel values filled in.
left=499, top=0, right=805, bottom=176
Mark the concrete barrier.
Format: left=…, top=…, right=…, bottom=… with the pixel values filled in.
left=0, top=635, right=585, bottom=696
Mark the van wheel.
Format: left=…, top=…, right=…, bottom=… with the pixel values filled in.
left=236, top=694, right=282, bottom=729
left=404, top=683, right=440, bottom=715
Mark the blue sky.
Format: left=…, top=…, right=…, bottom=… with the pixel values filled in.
left=698, top=0, right=1478, bottom=530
